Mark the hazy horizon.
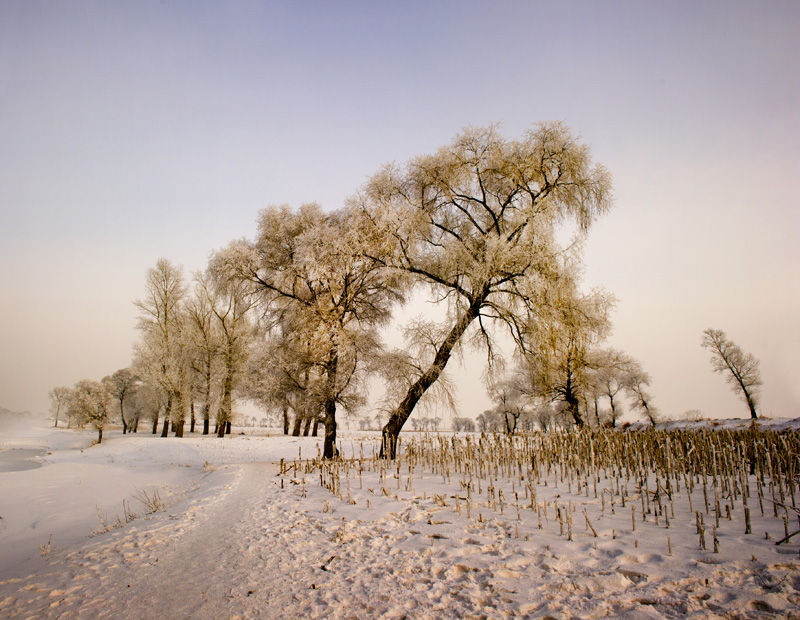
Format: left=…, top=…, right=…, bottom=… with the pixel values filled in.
left=2, top=1, right=798, bottom=422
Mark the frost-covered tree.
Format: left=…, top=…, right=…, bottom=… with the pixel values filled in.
left=244, top=326, right=315, bottom=435
left=487, top=369, right=530, bottom=434
left=102, top=368, right=139, bottom=434
left=452, top=417, right=476, bottom=432
left=701, top=328, right=762, bottom=419
left=587, top=348, right=641, bottom=427
left=49, top=386, right=69, bottom=428
left=477, top=409, right=504, bottom=432
left=216, top=204, right=403, bottom=458
left=66, top=379, right=112, bottom=443
left=127, top=381, right=163, bottom=434
left=184, top=280, right=224, bottom=434
left=197, top=267, right=257, bottom=437
left=133, top=258, right=188, bottom=437
left=522, top=284, right=613, bottom=427
left=626, top=370, right=657, bottom=425
left=355, top=122, right=612, bottom=457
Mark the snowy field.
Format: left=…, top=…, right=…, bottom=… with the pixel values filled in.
left=1, top=419, right=799, bottom=619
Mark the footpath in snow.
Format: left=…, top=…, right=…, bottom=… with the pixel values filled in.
left=1, top=421, right=799, bottom=619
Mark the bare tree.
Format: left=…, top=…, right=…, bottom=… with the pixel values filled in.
left=626, top=370, right=657, bottom=425
left=588, top=348, right=639, bottom=427
left=49, top=386, right=69, bottom=428
left=103, top=368, right=138, bottom=434
left=356, top=122, right=612, bottom=457
left=701, top=328, right=762, bottom=419
left=487, top=369, right=530, bottom=434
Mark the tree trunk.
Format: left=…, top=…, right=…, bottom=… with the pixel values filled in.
left=322, top=401, right=338, bottom=459
left=226, top=421, right=232, bottom=435
left=163, top=393, right=174, bottom=437
left=190, top=401, right=196, bottom=433
left=291, top=412, right=302, bottom=436
left=381, top=293, right=485, bottom=459
left=97, top=427, right=103, bottom=443
left=312, top=418, right=319, bottom=437
left=218, top=371, right=233, bottom=438
left=746, top=394, right=758, bottom=420
left=282, top=407, right=289, bottom=435
left=203, top=418, right=210, bottom=435
left=175, top=419, right=184, bottom=437
left=302, top=418, right=311, bottom=437
left=566, top=393, right=583, bottom=427
left=152, top=414, right=159, bottom=434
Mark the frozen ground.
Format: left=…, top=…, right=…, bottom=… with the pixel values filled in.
left=0, top=420, right=799, bottom=619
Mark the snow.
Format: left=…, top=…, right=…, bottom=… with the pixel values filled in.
left=1, top=420, right=799, bottom=619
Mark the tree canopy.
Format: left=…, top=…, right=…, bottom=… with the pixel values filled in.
left=354, top=122, right=612, bottom=456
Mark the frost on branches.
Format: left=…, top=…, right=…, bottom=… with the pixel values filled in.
left=353, top=122, right=612, bottom=457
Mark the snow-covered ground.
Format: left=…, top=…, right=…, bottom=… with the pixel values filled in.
left=1, top=420, right=798, bottom=619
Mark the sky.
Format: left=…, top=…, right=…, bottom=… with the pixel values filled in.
left=1, top=0, right=798, bottom=422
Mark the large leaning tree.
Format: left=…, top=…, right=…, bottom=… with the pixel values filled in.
left=354, top=122, right=612, bottom=458
left=215, top=203, right=404, bottom=458
left=701, top=328, right=762, bottom=419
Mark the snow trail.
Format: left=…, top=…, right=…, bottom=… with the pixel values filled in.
left=0, top=463, right=518, bottom=619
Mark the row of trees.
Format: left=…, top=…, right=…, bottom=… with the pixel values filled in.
left=50, top=122, right=764, bottom=452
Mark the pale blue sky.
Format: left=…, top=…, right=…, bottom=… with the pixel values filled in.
left=2, top=1, right=798, bottom=421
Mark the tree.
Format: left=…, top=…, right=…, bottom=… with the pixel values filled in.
left=487, top=369, right=530, bottom=434
left=133, top=258, right=188, bottom=437
left=375, top=318, right=458, bottom=432
left=452, top=417, right=476, bottom=432
left=103, top=368, right=138, bottom=434
left=184, top=278, right=224, bottom=435
left=196, top=267, right=256, bottom=437
left=588, top=348, right=639, bottom=427
left=701, top=328, right=762, bottom=419
left=127, top=381, right=163, bottom=434
left=626, top=369, right=657, bottom=425
left=49, top=386, right=69, bottom=428
left=355, top=122, right=612, bottom=457
left=216, top=204, right=403, bottom=458
left=66, top=379, right=112, bottom=443
left=522, top=285, right=613, bottom=427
